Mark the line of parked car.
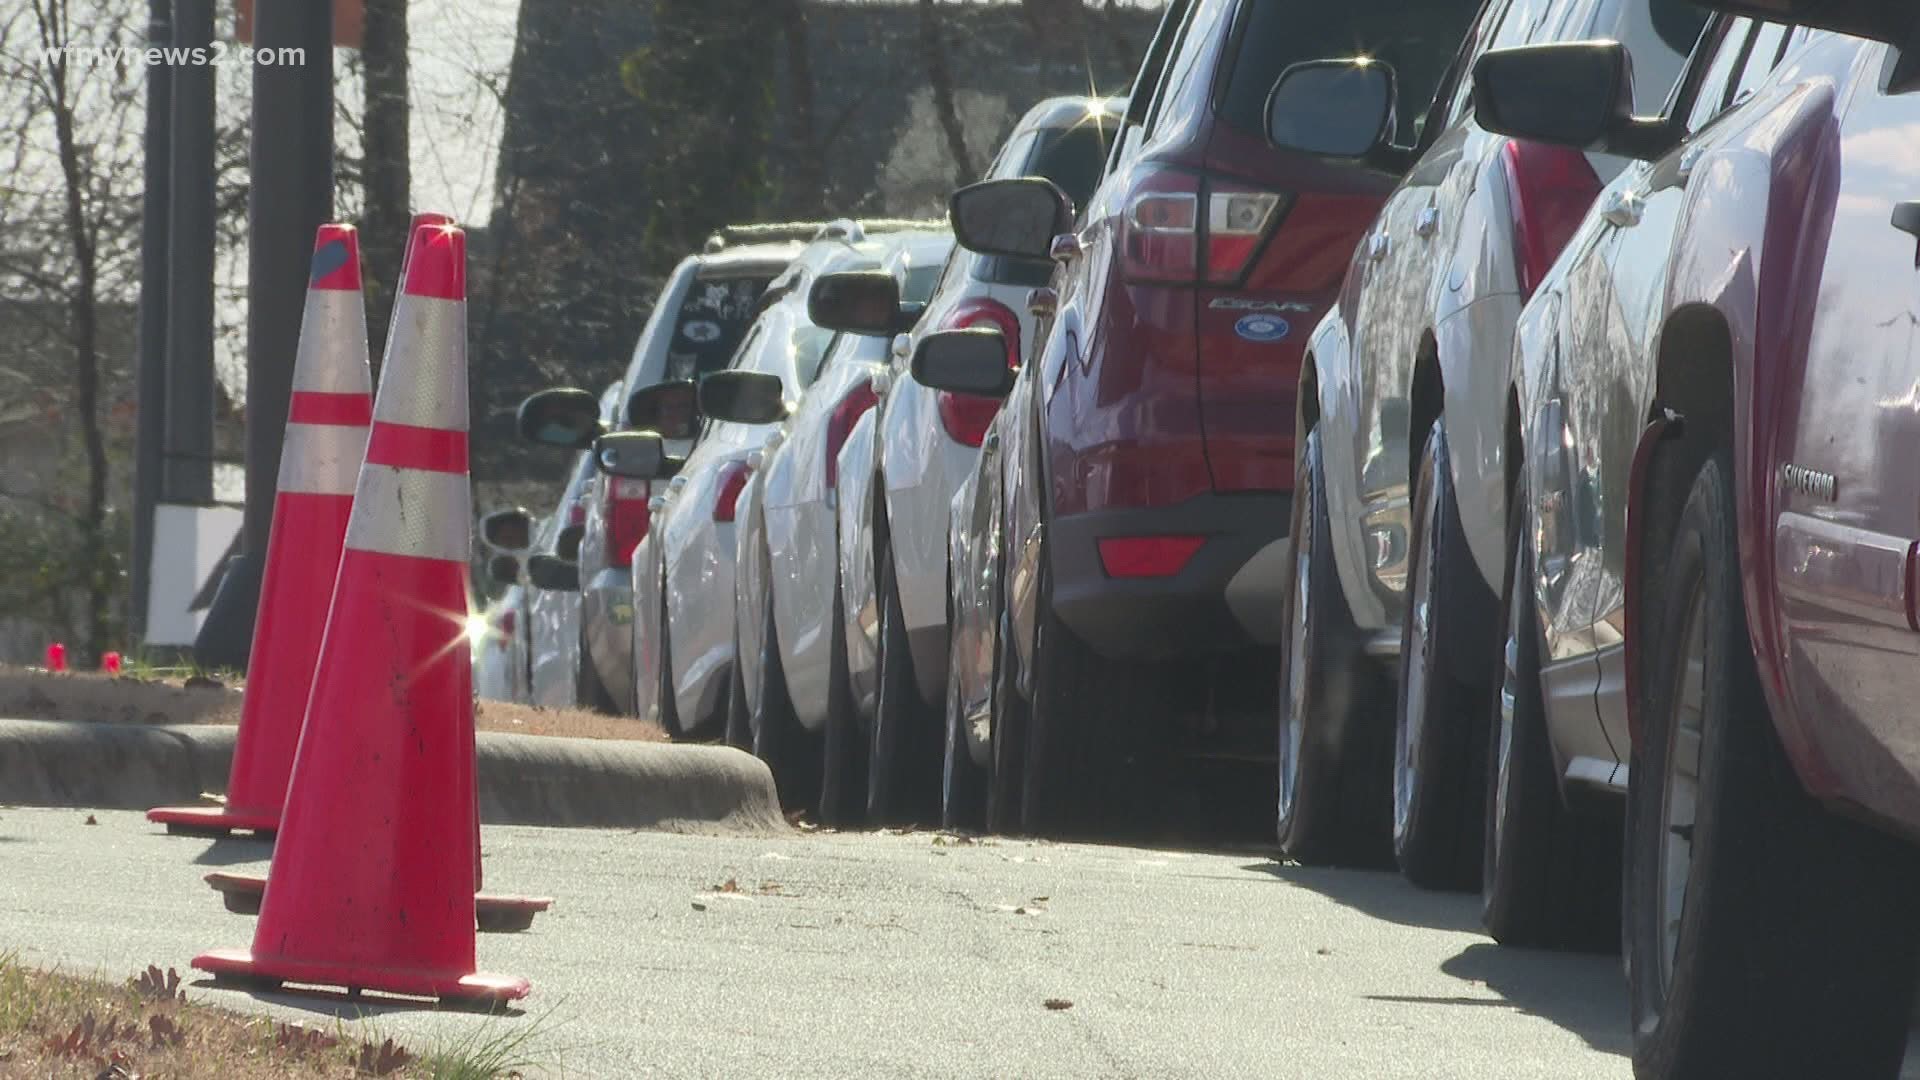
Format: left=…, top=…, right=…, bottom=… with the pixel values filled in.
left=475, top=0, right=1920, bottom=1073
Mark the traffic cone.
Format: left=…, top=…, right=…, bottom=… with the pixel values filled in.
left=194, top=222, right=530, bottom=1004
left=148, top=224, right=372, bottom=838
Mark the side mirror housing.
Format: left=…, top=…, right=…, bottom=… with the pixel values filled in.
left=555, top=523, right=584, bottom=563
left=526, top=553, right=579, bottom=592
left=1266, top=59, right=1399, bottom=160
left=625, top=380, right=700, bottom=441
left=911, top=329, right=1016, bottom=400
left=698, top=370, right=789, bottom=424
left=808, top=271, right=910, bottom=336
left=479, top=507, right=533, bottom=552
left=948, top=178, right=1076, bottom=260
left=486, top=552, right=522, bottom=586
left=1473, top=42, right=1668, bottom=160
left=594, top=431, right=679, bottom=480
left=518, top=387, right=605, bottom=450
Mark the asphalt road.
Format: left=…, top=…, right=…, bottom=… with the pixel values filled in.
left=0, top=805, right=1906, bottom=1078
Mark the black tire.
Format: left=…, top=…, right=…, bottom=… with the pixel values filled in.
left=1276, top=429, right=1393, bottom=867
left=1627, top=452, right=1920, bottom=1078
left=1481, top=468, right=1618, bottom=951
left=868, top=537, right=940, bottom=825
left=751, top=591, right=819, bottom=813
left=723, top=643, right=751, bottom=750
left=1392, top=426, right=1493, bottom=890
left=657, top=590, right=685, bottom=739
left=818, top=590, right=868, bottom=828
left=985, top=599, right=1026, bottom=836
left=575, top=620, right=618, bottom=715
left=941, top=595, right=988, bottom=832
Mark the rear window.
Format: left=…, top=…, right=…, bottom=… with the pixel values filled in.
left=1218, top=0, right=1481, bottom=144
left=663, top=273, right=775, bottom=383
left=974, top=118, right=1120, bottom=289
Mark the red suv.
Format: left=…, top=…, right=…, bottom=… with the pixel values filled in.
left=926, top=0, right=1479, bottom=835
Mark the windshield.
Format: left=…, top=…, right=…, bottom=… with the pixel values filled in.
left=664, top=274, right=775, bottom=383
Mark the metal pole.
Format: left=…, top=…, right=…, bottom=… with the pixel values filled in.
left=162, top=0, right=214, bottom=505
left=130, top=0, right=172, bottom=643
left=193, top=0, right=335, bottom=669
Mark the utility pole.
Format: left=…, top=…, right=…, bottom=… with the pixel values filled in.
left=130, top=0, right=173, bottom=641
left=162, top=0, right=215, bottom=505
left=193, top=0, right=336, bottom=670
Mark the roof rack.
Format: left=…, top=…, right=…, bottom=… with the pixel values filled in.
left=702, top=222, right=836, bottom=254
left=813, top=218, right=948, bottom=244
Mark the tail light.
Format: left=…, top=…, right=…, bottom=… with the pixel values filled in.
left=495, top=609, right=517, bottom=643
left=934, top=297, right=1021, bottom=448
left=714, top=460, right=752, bottom=523
left=606, top=476, right=651, bottom=570
left=567, top=499, right=588, bottom=528
left=1501, top=140, right=1603, bottom=300
left=1097, top=535, right=1206, bottom=579
left=825, top=383, right=881, bottom=489
left=1120, top=166, right=1283, bottom=286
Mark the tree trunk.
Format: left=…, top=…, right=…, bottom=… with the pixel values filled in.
left=39, top=0, right=110, bottom=663
left=362, top=0, right=411, bottom=369
left=918, top=0, right=974, bottom=187
left=778, top=0, right=821, bottom=217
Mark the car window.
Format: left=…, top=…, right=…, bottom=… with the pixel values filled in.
left=664, top=272, right=774, bottom=383
left=793, top=324, right=838, bottom=387
left=979, top=117, right=1122, bottom=288
left=1650, top=0, right=1713, bottom=56
left=1684, top=17, right=1756, bottom=133
left=1218, top=0, right=1482, bottom=144
left=1727, top=20, right=1788, bottom=107
left=1144, top=0, right=1224, bottom=138
left=902, top=263, right=942, bottom=305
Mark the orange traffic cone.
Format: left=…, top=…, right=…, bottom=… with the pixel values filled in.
left=195, top=223, right=529, bottom=1004
left=148, top=224, right=372, bottom=837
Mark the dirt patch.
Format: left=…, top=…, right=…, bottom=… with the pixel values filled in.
left=1, top=666, right=665, bottom=743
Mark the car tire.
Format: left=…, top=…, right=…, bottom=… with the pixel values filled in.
left=985, top=594, right=1026, bottom=836
left=941, top=596, right=988, bottom=832
left=723, top=642, right=751, bottom=750
left=1392, top=426, right=1492, bottom=890
left=869, top=537, right=940, bottom=825
left=575, top=620, right=618, bottom=716
left=818, top=589, right=868, bottom=828
left=1626, top=452, right=1920, bottom=1077
left=656, top=588, right=685, bottom=739
left=1480, top=469, right=1618, bottom=951
left=751, top=584, right=819, bottom=813
left=1276, top=428, right=1393, bottom=867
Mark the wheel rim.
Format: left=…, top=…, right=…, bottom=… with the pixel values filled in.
left=1278, top=510, right=1312, bottom=823
left=1394, top=493, right=1437, bottom=845
left=1657, top=589, right=1706, bottom=995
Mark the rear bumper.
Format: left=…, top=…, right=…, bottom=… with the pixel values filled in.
left=1048, top=492, right=1292, bottom=661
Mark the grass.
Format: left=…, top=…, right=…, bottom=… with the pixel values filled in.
left=0, top=955, right=553, bottom=1078
left=0, top=665, right=665, bottom=743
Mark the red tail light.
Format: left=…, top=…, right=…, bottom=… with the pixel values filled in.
left=607, top=476, right=651, bottom=569
left=495, top=609, right=517, bottom=641
left=1120, top=166, right=1283, bottom=286
left=1501, top=140, right=1603, bottom=300
left=934, top=298, right=1022, bottom=448
left=714, top=460, right=752, bottom=523
left=825, top=383, right=881, bottom=489
left=567, top=499, right=588, bottom=528
left=1097, top=535, right=1206, bottom=579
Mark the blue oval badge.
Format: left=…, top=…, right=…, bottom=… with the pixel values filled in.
left=1235, top=314, right=1291, bottom=343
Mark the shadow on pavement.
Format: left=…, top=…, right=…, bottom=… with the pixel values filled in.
left=190, top=977, right=526, bottom=1019
left=190, top=837, right=274, bottom=867
left=1425, top=942, right=1629, bottom=1056
left=1239, top=860, right=1483, bottom=935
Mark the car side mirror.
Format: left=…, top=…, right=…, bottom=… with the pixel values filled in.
left=1266, top=59, right=1399, bottom=160
left=809, top=271, right=914, bottom=336
left=594, top=431, right=681, bottom=480
left=526, top=553, right=579, bottom=592
left=911, top=329, right=1015, bottom=400
left=518, top=387, right=605, bottom=450
left=479, top=507, right=533, bottom=552
left=486, top=552, right=522, bottom=586
left=625, top=379, right=700, bottom=441
left=555, top=523, right=584, bottom=563
left=949, top=177, right=1076, bottom=261
left=698, top=370, right=789, bottom=424
left=1473, top=42, right=1668, bottom=160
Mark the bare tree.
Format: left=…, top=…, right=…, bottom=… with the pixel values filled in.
left=361, top=0, right=409, bottom=366
left=917, top=0, right=973, bottom=187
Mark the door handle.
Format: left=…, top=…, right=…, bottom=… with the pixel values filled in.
left=1414, top=207, right=1440, bottom=238
left=1676, top=143, right=1708, bottom=184
left=1600, top=189, right=1644, bottom=229
left=1027, top=287, right=1058, bottom=318
left=1050, top=234, right=1082, bottom=263
left=1368, top=232, right=1391, bottom=261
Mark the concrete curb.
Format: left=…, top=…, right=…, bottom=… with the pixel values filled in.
left=0, top=718, right=785, bottom=834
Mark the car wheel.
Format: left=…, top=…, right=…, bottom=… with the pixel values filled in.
left=656, top=584, right=685, bottom=739
left=751, top=575, right=819, bottom=813
left=941, top=596, right=987, bottom=832
left=1626, top=452, right=1920, bottom=1077
left=1392, top=426, right=1492, bottom=889
left=723, top=641, right=751, bottom=750
left=985, top=593, right=1026, bottom=835
left=1480, top=468, right=1618, bottom=951
left=819, top=588, right=868, bottom=828
left=869, top=538, right=939, bottom=825
left=575, top=619, right=617, bottom=715
left=1276, top=428, right=1393, bottom=866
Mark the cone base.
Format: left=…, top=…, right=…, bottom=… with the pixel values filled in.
left=193, top=948, right=529, bottom=1004
left=147, top=805, right=279, bottom=838
left=203, top=872, right=552, bottom=931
